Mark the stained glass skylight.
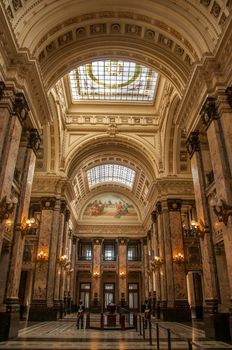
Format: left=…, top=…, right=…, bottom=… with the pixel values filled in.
left=87, top=164, right=136, bottom=188
left=69, top=60, right=158, bottom=103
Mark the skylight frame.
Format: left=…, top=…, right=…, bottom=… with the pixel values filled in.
left=87, top=164, right=136, bottom=188
left=69, top=60, right=158, bottom=104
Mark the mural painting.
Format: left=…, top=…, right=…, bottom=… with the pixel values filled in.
left=82, top=193, right=138, bottom=221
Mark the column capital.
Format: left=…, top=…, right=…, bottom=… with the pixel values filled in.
left=167, top=199, right=182, bottom=211
left=0, top=81, right=6, bottom=100
left=13, top=92, right=29, bottom=124
left=225, top=86, right=232, bottom=108
left=27, top=128, right=41, bottom=155
left=92, top=238, right=103, bottom=245
left=118, top=237, right=128, bottom=245
left=151, top=210, right=157, bottom=223
left=200, top=96, right=219, bottom=129
left=60, top=200, right=67, bottom=213
left=40, top=197, right=57, bottom=210
left=186, top=131, right=200, bottom=158
left=65, top=209, right=70, bottom=222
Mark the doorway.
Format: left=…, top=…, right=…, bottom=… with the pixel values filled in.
left=79, top=282, right=91, bottom=310
left=128, top=283, right=139, bottom=311
left=104, top=283, right=115, bottom=309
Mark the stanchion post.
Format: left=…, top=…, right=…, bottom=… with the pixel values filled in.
left=167, top=328, right=171, bottom=350
left=139, top=315, right=142, bottom=335
left=187, top=339, right=192, bottom=350
left=143, top=316, right=145, bottom=340
left=156, top=323, right=160, bottom=350
left=149, top=319, right=152, bottom=345
left=100, top=313, right=104, bottom=330
left=86, top=312, right=90, bottom=329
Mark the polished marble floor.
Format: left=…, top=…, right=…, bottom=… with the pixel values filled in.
left=0, top=314, right=232, bottom=350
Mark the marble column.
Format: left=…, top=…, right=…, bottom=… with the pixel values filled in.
left=29, top=197, right=59, bottom=321
left=200, top=95, right=232, bottom=338
left=160, top=199, right=191, bottom=321
left=0, top=91, right=29, bottom=255
left=142, top=237, right=149, bottom=301
left=54, top=200, right=66, bottom=316
left=186, top=130, right=219, bottom=314
left=6, top=129, right=40, bottom=300
left=118, top=238, right=127, bottom=305
left=91, top=238, right=102, bottom=312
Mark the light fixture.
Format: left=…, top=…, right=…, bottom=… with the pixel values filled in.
left=0, top=195, right=18, bottom=223
left=210, top=196, right=232, bottom=226
left=151, top=256, right=164, bottom=269
left=93, top=271, right=100, bottom=278
left=37, top=250, right=48, bottom=261
left=16, top=217, right=38, bottom=236
left=119, top=271, right=126, bottom=279
left=59, top=254, right=68, bottom=265
left=173, top=252, right=185, bottom=263
left=190, top=220, right=207, bottom=239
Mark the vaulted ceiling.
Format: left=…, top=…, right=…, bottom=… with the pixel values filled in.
left=1, top=0, right=231, bottom=231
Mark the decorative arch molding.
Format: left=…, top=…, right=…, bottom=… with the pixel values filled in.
left=43, top=38, right=190, bottom=95
left=65, top=133, right=158, bottom=180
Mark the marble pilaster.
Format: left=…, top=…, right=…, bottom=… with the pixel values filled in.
left=186, top=131, right=219, bottom=313
left=202, top=96, right=232, bottom=310
left=91, top=238, right=102, bottom=310
left=118, top=238, right=127, bottom=303
left=142, top=238, right=149, bottom=300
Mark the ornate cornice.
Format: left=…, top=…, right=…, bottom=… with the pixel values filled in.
left=186, top=131, right=200, bottom=158
left=200, top=96, right=219, bottom=129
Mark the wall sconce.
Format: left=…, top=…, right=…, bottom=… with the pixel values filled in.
left=0, top=195, right=18, bottom=223
left=210, top=196, right=232, bottom=226
left=190, top=220, right=206, bottom=239
left=93, top=271, right=100, bottom=278
left=59, top=254, right=68, bottom=265
left=119, top=271, right=126, bottom=279
left=16, top=218, right=38, bottom=236
left=37, top=250, right=48, bottom=261
left=173, top=252, right=185, bottom=263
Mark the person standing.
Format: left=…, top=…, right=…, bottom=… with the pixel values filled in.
left=76, top=300, right=85, bottom=329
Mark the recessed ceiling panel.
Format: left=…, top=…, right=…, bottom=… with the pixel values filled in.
left=69, top=60, right=158, bottom=103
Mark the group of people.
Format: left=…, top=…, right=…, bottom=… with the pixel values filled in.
left=75, top=297, right=152, bottom=329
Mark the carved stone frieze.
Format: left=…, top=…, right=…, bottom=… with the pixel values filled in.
left=186, top=131, right=200, bottom=158
left=200, top=97, right=219, bottom=129
left=77, top=224, right=144, bottom=235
